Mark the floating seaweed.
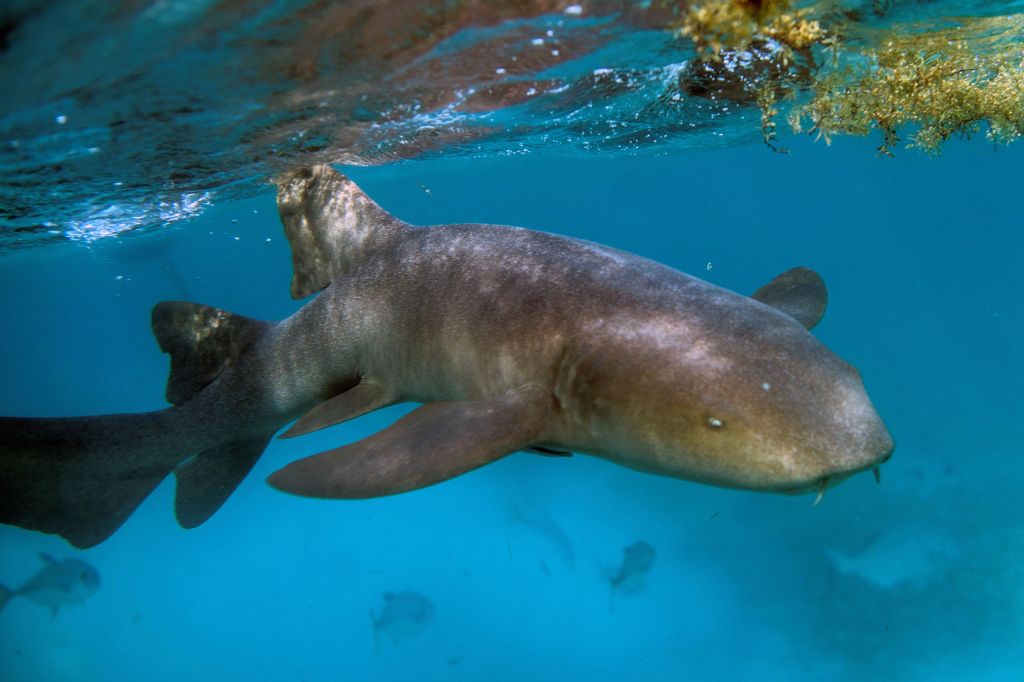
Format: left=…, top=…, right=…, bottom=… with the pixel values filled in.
left=679, top=0, right=827, bottom=62
left=676, top=0, right=1024, bottom=154
left=790, top=22, right=1024, bottom=154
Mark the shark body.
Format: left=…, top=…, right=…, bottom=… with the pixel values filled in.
left=0, top=166, right=893, bottom=548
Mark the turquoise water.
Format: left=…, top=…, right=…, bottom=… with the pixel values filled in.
left=2, top=1, right=1024, bottom=680
left=1, top=138, right=1022, bottom=680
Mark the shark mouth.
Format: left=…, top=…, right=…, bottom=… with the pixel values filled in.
left=781, top=461, right=885, bottom=505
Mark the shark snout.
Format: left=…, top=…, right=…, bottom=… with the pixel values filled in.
left=866, top=418, right=895, bottom=469
left=807, top=426, right=894, bottom=503
left=840, top=419, right=894, bottom=480
left=871, top=433, right=895, bottom=482
left=877, top=440, right=895, bottom=465
left=778, top=419, right=894, bottom=502
left=831, top=381, right=895, bottom=483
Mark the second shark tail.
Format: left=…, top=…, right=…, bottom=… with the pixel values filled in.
left=0, top=301, right=278, bottom=548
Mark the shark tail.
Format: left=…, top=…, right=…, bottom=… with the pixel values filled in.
left=0, top=411, right=182, bottom=548
left=0, top=301, right=276, bottom=548
left=0, top=582, right=12, bottom=614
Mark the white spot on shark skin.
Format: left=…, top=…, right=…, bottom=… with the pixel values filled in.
left=762, top=382, right=771, bottom=391
left=564, top=4, right=583, bottom=15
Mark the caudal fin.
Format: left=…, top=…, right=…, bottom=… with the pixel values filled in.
left=0, top=300, right=277, bottom=548
left=0, top=412, right=180, bottom=548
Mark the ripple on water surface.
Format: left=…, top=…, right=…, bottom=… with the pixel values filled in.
left=0, top=0, right=1021, bottom=247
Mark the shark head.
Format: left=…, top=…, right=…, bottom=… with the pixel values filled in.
left=578, top=268, right=893, bottom=498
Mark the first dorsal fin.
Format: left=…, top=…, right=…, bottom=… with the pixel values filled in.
left=752, top=267, right=828, bottom=330
left=151, top=301, right=272, bottom=405
left=275, top=165, right=411, bottom=299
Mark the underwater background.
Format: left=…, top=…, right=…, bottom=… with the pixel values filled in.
left=1, top=1, right=1023, bottom=680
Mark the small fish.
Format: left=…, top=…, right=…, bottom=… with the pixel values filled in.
left=0, top=553, right=100, bottom=617
left=508, top=501, right=576, bottom=573
left=826, top=525, right=960, bottom=591
left=608, top=541, right=656, bottom=612
left=370, top=591, right=434, bottom=654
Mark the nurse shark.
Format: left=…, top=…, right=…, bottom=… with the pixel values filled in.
left=0, top=165, right=893, bottom=548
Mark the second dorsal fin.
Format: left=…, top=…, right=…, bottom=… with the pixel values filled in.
left=275, top=165, right=410, bottom=299
left=151, top=301, right=272, bottom=405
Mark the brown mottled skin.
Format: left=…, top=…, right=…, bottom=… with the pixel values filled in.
left=267, top=166, right=892, bottom=494
left=0, top=165, right=892, bottom=549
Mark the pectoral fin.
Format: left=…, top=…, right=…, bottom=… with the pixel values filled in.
left=280, top=382, right=395, bottom=439
left=267, top=393, right=546, bottom=499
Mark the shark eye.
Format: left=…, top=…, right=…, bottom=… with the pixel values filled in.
left=706, top=417, right=724, bottom=429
